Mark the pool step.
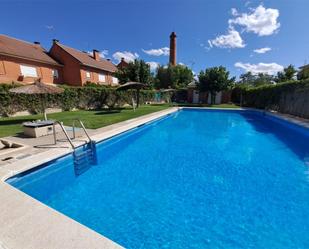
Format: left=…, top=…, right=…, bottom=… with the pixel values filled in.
left=73, top=142, right=97, bottom=176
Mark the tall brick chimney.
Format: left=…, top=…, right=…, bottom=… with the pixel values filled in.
left=169, top=32, right=177, bottom=66
left=93, top=49, right=100, bottom=61
left=33, top=41, right=41, bottom=48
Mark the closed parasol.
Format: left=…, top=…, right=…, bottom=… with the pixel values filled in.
left=9, top=80, right=64, bottom=120
left=116, top=82, right=145, bottom=110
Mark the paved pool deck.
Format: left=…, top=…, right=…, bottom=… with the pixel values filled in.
left=0, top=106, right=308, bottom=249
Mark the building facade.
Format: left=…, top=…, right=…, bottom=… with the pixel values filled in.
left=49, top=40, right=118, bottom=86
left=117, top=57, right=129, bottom=70
left=187, top=81, right=231, bottom=104
left=0, top=35, right=63, bottom=84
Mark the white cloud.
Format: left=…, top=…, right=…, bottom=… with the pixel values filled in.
left=207, top=40, right=213, bottom=48
left=235, top=62, right=284, bottom=75
left=231, top=8, right=238, bottom=16
left=142, top=47, right=170, bottom=56
left=112, top=51, right=139, bottom=63
left=87, top=49, right=109, bottom=59
left=208, top=29, right=245, bottom=49
left=146, top=61, right=160, bottom=71
left=253, top=47, right=271, bottom=54
left=245, top=1, right=251, bottom=7
left=99, top=49, right=109, bottom=58
left=45, top=25, right=54, bottom=30
left=229, top=5, right=280, bottom=36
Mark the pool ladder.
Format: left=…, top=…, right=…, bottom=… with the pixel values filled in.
left=53, top=119, right=97, bottom=175
left=73, top=141, right=97, bottom=175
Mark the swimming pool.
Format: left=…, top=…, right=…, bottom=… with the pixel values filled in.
left=7, top=109, right=309, bottom=248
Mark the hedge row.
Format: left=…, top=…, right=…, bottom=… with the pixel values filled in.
left=0, top=84, right=168, bottom=116
left=232, top=79, right=309, bottom=118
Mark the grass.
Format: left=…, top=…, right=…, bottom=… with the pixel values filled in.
left=0, top=103, right=240, bottom=138
left=0, top=104, right=169, bottom=138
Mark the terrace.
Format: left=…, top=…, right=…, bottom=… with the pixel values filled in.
left=1, top=1, right=309, bottom=247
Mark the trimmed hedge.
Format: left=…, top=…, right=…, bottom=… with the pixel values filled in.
left=0, top=84, right=166, bottom=116
left=231, top=79, right=309, bottom=118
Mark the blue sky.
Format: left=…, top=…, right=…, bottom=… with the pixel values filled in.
left=1, top=0, right=308, bottom=77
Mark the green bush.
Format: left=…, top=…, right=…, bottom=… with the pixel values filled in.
left=231, top=79, right=309, bottom=118
left=0, top=84, right=168, bottom=116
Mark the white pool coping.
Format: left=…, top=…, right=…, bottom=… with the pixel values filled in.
left=0, top=106, right=308, bottom=249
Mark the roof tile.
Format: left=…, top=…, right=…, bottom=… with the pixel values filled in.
left=56, top=43, right=117, bottom=73
left=0, top=34, right=61, bottom=66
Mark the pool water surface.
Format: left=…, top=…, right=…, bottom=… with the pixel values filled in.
left=7, top=109, right=309, bottom=248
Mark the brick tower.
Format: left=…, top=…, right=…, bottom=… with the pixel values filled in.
left=169, top=32, right=177, bottom=66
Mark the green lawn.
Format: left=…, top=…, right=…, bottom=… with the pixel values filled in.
left=0, top=105, right=169, bottom=138
left=0, top=103, right=240, bottom=138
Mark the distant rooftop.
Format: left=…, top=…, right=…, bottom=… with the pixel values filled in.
left=0, top=34, right=61, bottom=66
left=54, top=42, right=117, bottom=73
left=299, top=64, right=309, bottom=69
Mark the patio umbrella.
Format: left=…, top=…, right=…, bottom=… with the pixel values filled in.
left=9, top=80, right=64, bottom=120
left=160, top=88, right=176, bottom=104
left=116, top=82, right=145, bottom=110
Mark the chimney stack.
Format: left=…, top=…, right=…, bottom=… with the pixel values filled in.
left=93, top=49, right=100, bottom=61
left=169, top=32, right=177, bottom=66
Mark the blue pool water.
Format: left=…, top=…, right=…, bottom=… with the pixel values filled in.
left=7, top=109, right=309, bottom=248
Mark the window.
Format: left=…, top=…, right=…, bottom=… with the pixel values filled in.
left=52, top=69, right=59, bottom=78
left=98, top=74, right=106, bottom=82
left=112, top=77, right=119, bottom=84
left=86, top=71, right=91, bottom=78
left=20, top=65, right=37, bottom=77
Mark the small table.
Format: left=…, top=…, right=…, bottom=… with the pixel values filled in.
left=23, top=120, right=55, bottom=138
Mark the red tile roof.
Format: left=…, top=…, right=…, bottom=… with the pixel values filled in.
left=55, top=42, right=117, bottom=73
left=0, top=34, right=61, bottom=66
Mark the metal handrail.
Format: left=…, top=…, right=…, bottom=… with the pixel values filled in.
left=72, top=119, right=92, bottom=143
left=53, top=121, right=75, bottom=149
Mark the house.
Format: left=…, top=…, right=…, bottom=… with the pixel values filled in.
left=298, top=64, right=309, bottom=79
left=117, top=57, right=129, bottom=70
left=49, top=40, right=118, bottom=86
left=0, top=34, right=63, bottom=84
left=187, top=81, right=231, bottom=104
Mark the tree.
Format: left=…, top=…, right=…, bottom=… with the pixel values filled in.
left=276, top=64, right=297, bottom=82
left=297, top=65, right=309, bottom=80
left=239, top=72, right=255, bottom=85
left=238, top=72, right=275, bottom=86
left=253, top=73, right=275, bottom=86
left=155, top=64, right=193, bottom=89
left=198, top=66, right=235, bottom=104
left=114, top=59, right=154, bottom=87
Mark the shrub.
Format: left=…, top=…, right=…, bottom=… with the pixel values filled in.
left=231, top=79, right=309, bottom=118
left=0, top=84, right=169, bottom=116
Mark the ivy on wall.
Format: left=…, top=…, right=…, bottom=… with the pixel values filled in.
left=231, top=79, right=309, bottom=118
left=0, top=84, right=165, bottom=116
